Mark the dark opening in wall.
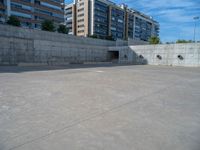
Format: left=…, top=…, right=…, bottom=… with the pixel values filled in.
left=108, top=51, right=119, bottom=62
left=178, top=55, right=184, bottom=60
left=139, top=55, right=144, bottom=59
left=157, top=55, right=162, bottom=60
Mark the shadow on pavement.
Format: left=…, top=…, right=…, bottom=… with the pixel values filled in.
left=0, top=64, right=135, bottom=73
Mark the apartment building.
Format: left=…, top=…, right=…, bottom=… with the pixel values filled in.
left=0, top=0, right=6, bottom=22
left=127, top=8, right=159, bottom=41
left=109, top=5, right=126, bottom=40
left=0, top=0, right=64, bottom=29
left=75, top=0, right=90, bottom=36
left=65, top=2, right=76, bottom=34
left=65, top=0, right=159, bottom=42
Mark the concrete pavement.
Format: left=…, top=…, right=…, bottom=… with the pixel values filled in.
left=0, top=65, right=200, bottom=150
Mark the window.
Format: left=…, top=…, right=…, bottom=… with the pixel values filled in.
left=78, top=24, right=84, bottom=28
left=35, top=0, right=40, bottom=5
left=78, top=8, right=84, bottom=12
left=40, top=2, right=61, bottom=10
left=79, top=2, right=84, bottom=6
left=35, top=23, right=41, bottom=29
left=21, top=22, right=31, bottom=27
left=78, top=30, right=84, bottom=33
left=11, top=11, right=32, bottom=18
left=22, top=0, right=31, bottom=2
left=78, top=13, right=84, bottom=17
left=53, top=13, right=63, bottom=19
left=11, top=2, right=32, bottom=11
left=118, top=19, right=123, bottom=23
left=111, top=27, right=116, bottom=31
left=35, top=9, right=52, bottom=16
left=51, top=0, right=61, bottom=3
left=78, top=19, right=84, bottom=22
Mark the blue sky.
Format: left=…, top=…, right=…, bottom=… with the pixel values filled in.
left=65, top=0, right=200, bottom=42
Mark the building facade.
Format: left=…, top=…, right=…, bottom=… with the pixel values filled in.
left=64, top=2, right=76, bottom=34
left=0, top=0, right=64, bottom=29
left=65, top=0, right=159, bottom=42
left=127, top=8, right=159, bottom=42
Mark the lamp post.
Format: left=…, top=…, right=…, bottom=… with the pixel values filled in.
left=193, top=16, right=199, bottom=43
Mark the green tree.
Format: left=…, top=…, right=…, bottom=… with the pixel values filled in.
left=89, top=34, right=98, bottom=39
left=7, top=16, right=20, bottom=27
left=57, top=24, right=68, bottom=34
left=176, top=40, right=193, bottom=43
left=149, top=36, right=160, bottom=44
left=41, top=20, right=55, bottom=32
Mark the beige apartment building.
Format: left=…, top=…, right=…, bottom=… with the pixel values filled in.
left=0, top=0, right=64, bottom=29
left=65, top=0, right=159, bottom=41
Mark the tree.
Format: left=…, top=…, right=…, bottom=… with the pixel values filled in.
left=149, top=36, right=160, bottom=44
left=176, top=40, right=193, bottom=43
left=88, top=34, right=98, bottom=39
left=57, top=24, right=68, bottom=34
left=7, top=16, right=20, bottom=27
left=41, top=20, right=55, bottom=32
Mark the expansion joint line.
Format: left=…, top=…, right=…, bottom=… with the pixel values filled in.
left=9, top=84, right=174, bottom=150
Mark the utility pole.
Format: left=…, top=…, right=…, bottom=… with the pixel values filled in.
left=193, top=16, right=199, bottom=43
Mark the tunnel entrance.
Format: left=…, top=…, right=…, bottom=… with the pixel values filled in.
left=108, top=51, right=119, bottom=63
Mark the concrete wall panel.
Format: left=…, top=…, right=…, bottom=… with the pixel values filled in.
left=0, top=24, right=115, bottom=65
left=109, top=44, right=200, bottom=66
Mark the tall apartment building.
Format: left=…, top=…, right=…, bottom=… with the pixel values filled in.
left=65, top=0, right=159, bottom=41
left=0, top=0, right=64, bottom=29
left=0, top=0, right=6, bottom=22
left=64, top=2, right=76, bottom=35
left=126, top=8, right=159, bottom=41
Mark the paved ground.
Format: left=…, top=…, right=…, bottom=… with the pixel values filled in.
left=0, top=65, right=200, bottom=150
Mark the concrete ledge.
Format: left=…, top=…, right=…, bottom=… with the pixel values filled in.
left=18, top=63, right=49, bottom=67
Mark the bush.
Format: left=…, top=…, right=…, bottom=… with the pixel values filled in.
left=57, top=24, right=68, bottom=34
left=89, top=34, right=98, bottom=39
left=7, top=16, right=20, bottom=26
left=149, top=36, right=160, bottom=44
left=41, top=20, right=55, bottom=32
left=176, top=40, right=193, bottom=43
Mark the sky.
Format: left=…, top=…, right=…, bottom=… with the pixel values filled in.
left=65, top=0, right=200, bottom=42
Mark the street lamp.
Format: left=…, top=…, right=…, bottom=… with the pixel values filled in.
left=193, top=16, right=199, bottom=43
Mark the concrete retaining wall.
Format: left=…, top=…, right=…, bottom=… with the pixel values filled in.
left=1, top=24, right=200, bottom=67
left=128, top=38, right=148, bottom=45
left=0, top=24, right=117, bottom=65
left=109, top=44, right=200, bottom=67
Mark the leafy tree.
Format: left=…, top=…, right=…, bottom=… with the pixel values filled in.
left=89, top=34, right=98, bottom=39
left=41, top=20, right=55, bottom=32
left=176, top=40, right=193, bottom=43
left=57, top=24, right=68, bottom=34
left=149, top=36, right=160, bottom=44
left=7, top=16, right=20, bottom=27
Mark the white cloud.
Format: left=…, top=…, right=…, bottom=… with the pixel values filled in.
left=121, top=0, right=200, bottom=42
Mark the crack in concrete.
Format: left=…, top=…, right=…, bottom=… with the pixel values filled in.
left=8, top=84, right=174, bottom=150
